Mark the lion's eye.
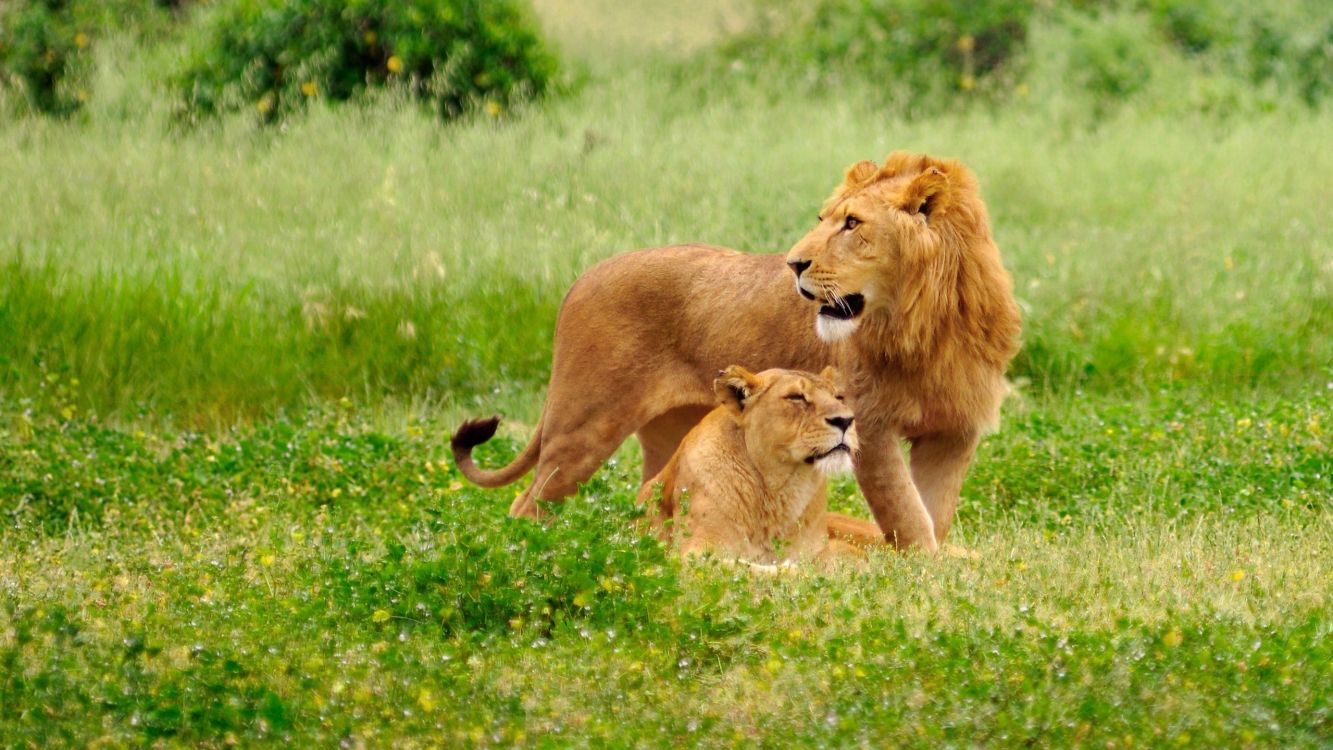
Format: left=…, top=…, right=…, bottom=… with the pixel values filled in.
left=816, top=214, right=825, bottom=224
left=835, top=395, right=846, bottom=402
left=784, top=393, right=807, bottom=403
left=843, top=216, right=862, bottom=231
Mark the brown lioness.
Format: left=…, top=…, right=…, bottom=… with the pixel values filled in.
left=638, top=365, right=874, bottom=566
left=453, top=152, right=1021, bottom=552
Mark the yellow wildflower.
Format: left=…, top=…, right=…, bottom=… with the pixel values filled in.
left=387, top=55, right=403, bottom=74
left=485, top=100, right=502, bottom=117
left=74, top=32, right=90, bottom=49
left=301, top=80, right=317, bottom=98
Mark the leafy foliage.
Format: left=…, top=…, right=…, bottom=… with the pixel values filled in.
left=0, top=0, right=177, bottom=115
left=721, top=0, right=1033, bottom=101
left=717, top=0, right=1333, bottom=114
left=174, top=0, right=558, bottom=124
left=1141, top=0, right=1333, bottom=105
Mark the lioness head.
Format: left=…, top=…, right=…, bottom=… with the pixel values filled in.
left=713, top=365, right=858, bottom=474
left=786, top=151, right=992, bottom=343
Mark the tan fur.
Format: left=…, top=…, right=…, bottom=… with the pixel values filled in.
left=453, top=152, right=1020, bottom=552
left=638, top=366, right=866, bottom=565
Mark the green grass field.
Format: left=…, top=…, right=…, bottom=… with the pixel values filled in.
left=2, top=1, right=1331, bottom=747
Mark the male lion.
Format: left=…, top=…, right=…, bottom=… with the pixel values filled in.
left=453, top=152, right=1020, bottom=551
left=639, top=365, right=877, bottom=567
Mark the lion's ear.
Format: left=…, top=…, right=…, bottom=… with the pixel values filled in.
left=842, top=160, right=879, bottom=189
left=714, top=365, right=760, bottom=414
left=903, top=166, right=950, bottom=220
left=818, top=365, right=841, bottom=386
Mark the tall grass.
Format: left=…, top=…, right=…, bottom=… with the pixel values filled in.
left=2, top=59, right=1330, bottom=421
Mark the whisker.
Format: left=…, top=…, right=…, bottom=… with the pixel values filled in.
left=830, top=284, right=851, bottom=314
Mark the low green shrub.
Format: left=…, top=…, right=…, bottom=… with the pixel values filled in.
left=721, top=0, right=1033, bottom=102
left=174, top=0, right=558, bottom=124
left=1063, top=10, right=1157, bottom=103
left=1140, top=0, right=1333, bottom=105
left=0, top=0, right=177, bottom=115
left=716, top=0, right=1333, bottom=114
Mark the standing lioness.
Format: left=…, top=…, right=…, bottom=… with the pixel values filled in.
left=640, top=365, right=868, bottom=566
left=453, top=152, right=1020, bottom=551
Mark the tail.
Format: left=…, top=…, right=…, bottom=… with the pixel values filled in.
left=451, top=415, right=543, bottom=488
left=825, top=511, right=887, bottom=549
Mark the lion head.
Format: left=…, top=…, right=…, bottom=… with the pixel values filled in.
left=785, top=151, right=1010, bottom=352
left=713, top=365, right=858, bottom=474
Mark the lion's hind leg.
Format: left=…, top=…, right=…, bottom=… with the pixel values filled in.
left=508, top=422, right=637, bottom=519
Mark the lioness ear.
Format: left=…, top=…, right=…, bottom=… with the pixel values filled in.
left=842, top=160, right=879, bottom=189
left=818, top=365, right=841, bottom=387
left=714, top=365, right=760, bottom=414
left=903, top=166, right=950, bottom=220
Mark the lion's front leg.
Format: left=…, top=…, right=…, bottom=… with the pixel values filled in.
left=908, top=431, right=980, bottom=544
left=853, top=421, right=938, bottom=553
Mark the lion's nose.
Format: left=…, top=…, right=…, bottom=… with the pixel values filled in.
left=786, top=258, right=811, bottom=277
left=826, top=415, right=853, bottom=432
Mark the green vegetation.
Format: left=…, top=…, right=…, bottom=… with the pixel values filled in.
left=1, top=0, right=1330, bottom=746
left=0, top=0, right=176, bottom=115
left=174, top=0, right=557, bottom=124
left=2, top=394, right=1329, bottom=745
left=0, top=0, right=556, bottom=122
left=722, top=0, right=1333, bottom=112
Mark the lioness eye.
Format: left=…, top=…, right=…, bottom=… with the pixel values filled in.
left=835, top=395, right=846, bottom=402
left=784, top=393, right=807, bottom=403
left=843, top=216, right=862, bottom=231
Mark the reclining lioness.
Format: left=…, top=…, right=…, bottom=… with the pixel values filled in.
left=638, top=365, right=884, bottom=567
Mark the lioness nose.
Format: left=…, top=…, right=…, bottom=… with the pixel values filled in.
left=826, top=415, right=853, bottom=431
left=787, top=258, right=811, bottom=277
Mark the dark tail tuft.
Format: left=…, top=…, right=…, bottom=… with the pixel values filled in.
left=451, top=414, right=541, bottom=488
left=452, top=416, right=501, bottom=451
